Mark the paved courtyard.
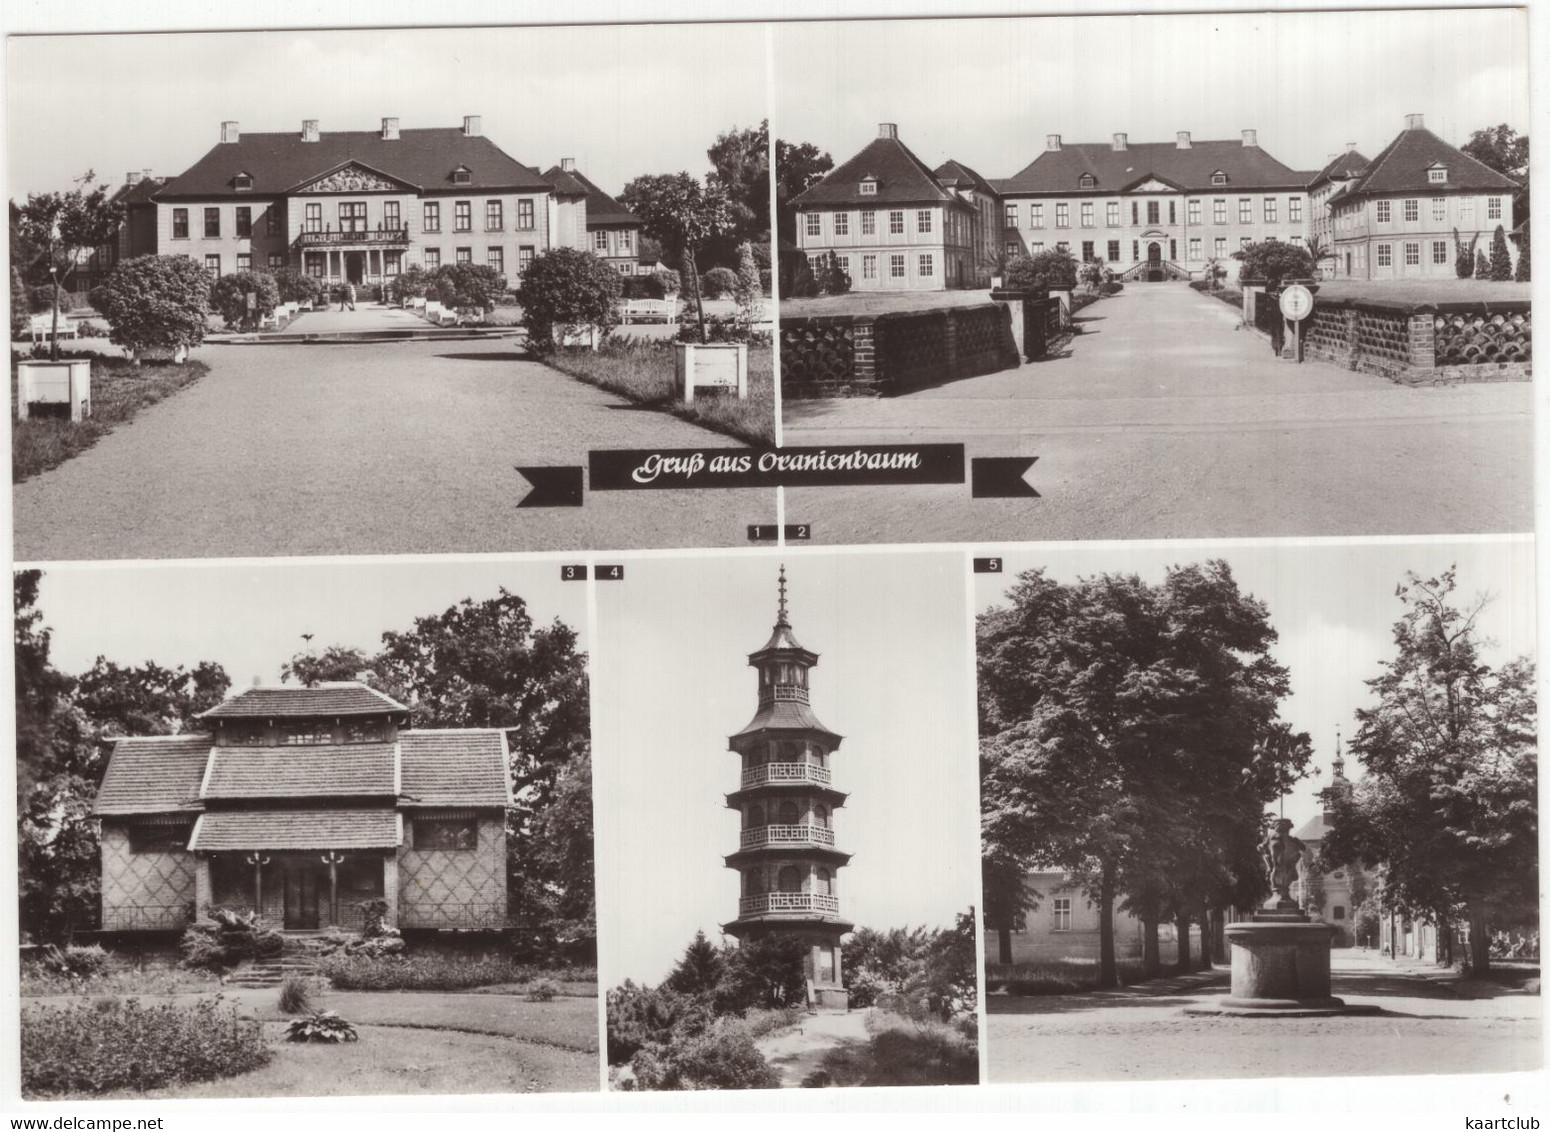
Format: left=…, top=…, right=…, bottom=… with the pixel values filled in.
left=782, top=283, right=1532, bottom=543
left=987, top=950, right=1541, bottom=1083
left=12, top=336, right=766, bottom=561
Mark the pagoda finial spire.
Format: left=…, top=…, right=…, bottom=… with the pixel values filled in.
left=776, top=564, right=789, bottom=627
left=1332, top=726, right=1345, bottom=778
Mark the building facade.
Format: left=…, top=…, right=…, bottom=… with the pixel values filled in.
left=722, top=568, right=852, bottom=1009
left=151, top=117, right=588, bottom=289
left=93, top=682, right=512, bottom=933
left=790, top=123, right=987, bottom=291
left=543, top=160, right=643, bottom=274
left=996, top=130, right=1312, bottom=282
left=985, top=871, right=1201, bottom=967
left=1292, top=738, right=1379, bottom=947
left=1328, top=114, right=1522, bottom=281
left=1306, top=144, right=1369, bottom=276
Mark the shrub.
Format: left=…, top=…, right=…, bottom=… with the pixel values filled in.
left=733, top=242, right=765, bottom=330
left=317, top=952, right=532, bottom=991
left=1515, top=224, right=1531, bottom=282
left=606, top=981, right=713, bottom=1064
left=1234, top=240, right=1314, bottom=284
left=98, top=255, right=210, bottom=358
left=516, top=247, right=622, bottom=354
left=37, top=943, right=113, bottom=980
left=525, top=977, right=562, bottom=1002
left=1489, top=225, right=1513, bottom=281
left=28, top=284, right=75, bottom=315
left=271, top=268, right=322, bottom=305
left=210, top=270, right=281, bottom=330
left=784, top=252, right=819, bottom=298
left=21, top=996, right=270, bottom=1096
left=1003, top=248, right=1079, bottom=294
left=85, top=283, right=110, bottom=314
left=702, top=266, right=739, bottom=299
left=11, top=266, right=30, bottom=330
left=815, top=251, right=851, bottom=296
left=623, top=1026, right=779, bottom=1091
left=1454, top=228, right=1481, bottom=278
left=433, top=262, right=506, bottom=317
left=285, top=1011, right=358, bottom=1043
left=1475, top=247, right=1491, bottom=279
left=277, top=975, right=316, bottom=1015
left=179, top=908, right=282, bottom=970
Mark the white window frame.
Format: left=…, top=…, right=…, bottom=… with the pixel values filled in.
left=1377, top=243, right=1392, bottom=267
left=805, top=213, right=821, bottom=238
left=917, top=209, right=932, bottom=235
left=1488, top=196, right=1503, bottom=220
left=1404, top=241, right=1420, bottom=267
left=918, top=252, right=934, bottom=277
left=1053, top=898, right=1072, bottom=932
left=1432, top=197, right=1447, bottom=222
left=1030, top=203, right=1044, bottom=228
left=862, top=211, right=877, bottom=236
left=1432, top=240, right=1449, bottom=265
left=862, top=254, right=877, bottom=280
left=888, top=253, right=905, bottom=279
left=1080, top=201, right=1094, bottom=228
left=1107, top=201, right=1120, bottom=227
left=834, top=212, right=849, bottom=237
left=859, top=180, right=877, bottom=196
left=889, top=211, right=905, bottom=235
left=1005, top=203, right=1018, bottom=228
left=1376, top=200, right=1392, bottom=223
left=1403, top=199, right=1419, bottom=222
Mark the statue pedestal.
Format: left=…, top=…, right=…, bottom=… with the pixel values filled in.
left=1187, top=908, right=1379, bottom=1017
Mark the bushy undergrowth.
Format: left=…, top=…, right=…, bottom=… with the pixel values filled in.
left=622, top=1022, right=780, bottom=1091
left=12, top=356, right=209, bottom=483
left=317, top=952, right=539, bottom=991
left=21, top=996, right=270, bottom=1096
left=179, top=907, right=283, bottom=971
left=985, top=957, right=1153, bottom=995
left=813, top=1012, right=978, bottom=1088
left=524, top=978, right=562, bottom=1003
left=277, top=975, right=317, bottom=1015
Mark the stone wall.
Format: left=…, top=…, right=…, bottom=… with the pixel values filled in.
left=781, top=303, right=1019, bottom=397
left=398, top=813, right=508, bottom=929
left=1303, top=296, right=1531, bottom=385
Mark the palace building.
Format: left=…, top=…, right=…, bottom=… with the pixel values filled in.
left=1327, top=113, right=1522, bottom=281
left=723, top=568, right=852, bottom=1009
left=541, top=159, right=644, bottom=274
left=790, top=123, right=995, bottom=291
left=150, top=116, right=590, bottom=289
left=93, top=682, right=512, bottom=934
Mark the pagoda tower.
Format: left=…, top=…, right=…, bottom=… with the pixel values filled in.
left=723, top=566, right=852, bottom=1010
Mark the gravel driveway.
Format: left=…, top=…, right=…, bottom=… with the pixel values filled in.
left=13, top=336, right=766, bottom=561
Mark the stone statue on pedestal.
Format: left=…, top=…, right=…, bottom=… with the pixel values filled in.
left=1260, top=817, right=1305, bottom=908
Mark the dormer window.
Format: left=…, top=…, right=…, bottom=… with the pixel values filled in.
left=1078, top=174, right=1095, bottom=189
left=859, top=178, right=878, bottom=196
left=452, top=166, right=472, bottom=185
left=1428, top=166, right=1447, bottom=184
left=234, top=172, right=253, bottom=191
left=1211, top=171, right=1228, bottom=186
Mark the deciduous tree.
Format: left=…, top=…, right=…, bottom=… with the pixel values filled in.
left=774, top=139, right=834, bottom=247
left=14, top=172, right=124, bottom=359
left=620, top=173, right=733, bottom=342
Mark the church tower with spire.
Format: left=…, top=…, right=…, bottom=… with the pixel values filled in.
left=723, top=566, right=852, bottom=1009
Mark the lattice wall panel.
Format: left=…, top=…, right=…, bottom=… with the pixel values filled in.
left=101, top=825, right=196, bottom=929
left=399, top=817, right=506, bottom=928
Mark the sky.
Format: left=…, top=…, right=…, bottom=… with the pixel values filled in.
left=6, top=22, right=768, bottom=199
left=774, top=8, right=1529, bottom=181
left=29, top=556, right=590, bottom=690
left=594, top=549, right=980, bottom=987
left=974, top=536, right=1537, bottom=831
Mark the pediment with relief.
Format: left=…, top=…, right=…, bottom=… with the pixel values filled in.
left=1130, top=177, right=1175, bottom=193
left=295, top=163, right=409, bottom=194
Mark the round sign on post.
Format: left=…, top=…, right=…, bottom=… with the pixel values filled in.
left=1279, top=283, right=1313, bottom=322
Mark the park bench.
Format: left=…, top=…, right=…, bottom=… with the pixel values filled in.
left=256, top=311, right=280, bottom=331
left=29, top=313, right=80, bottom=344
left=620, top=298, right=678, bottom=325
left=405, top=297, right=427, bottom=312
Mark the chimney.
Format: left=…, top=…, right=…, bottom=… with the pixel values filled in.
left=126, top=171, right=143, bottom=186
left=878, top=123, right=898, bottom=140
left=1241, top=129, right=1258, bottom=147
left=1345, top=141, right=1357, bottom=153
left=1176, top=131, right=1192, bottom=150
left=1111, top=132, right=1127, bottom=151
left=220, top=120, right=239, bottom=144
left=463, top=115, right=482, bottom=138
left=301, top=119, right=320, bottom=142
left=381, top=117, right=400, bottom=141
left=1046, top=133, right=1062, bottom=152
left=560, top=157, right=576, bottom=173
left=1405, top=113, right=1425, bottom=131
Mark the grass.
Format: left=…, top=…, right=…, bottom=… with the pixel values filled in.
left=541, top=336, right=775, bottom=446
left=21, top=986, right=600, bottom=1098
left=12, top=353, right=210, bottom=483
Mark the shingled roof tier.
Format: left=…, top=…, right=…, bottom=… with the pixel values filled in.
left=202, top=743, right=398, bottom=800
left=399, top=730, right=511, bottom=807
left=156, top=127, right=552, bottom=200
left=189, top=808, right=400, bottom=851
left=1337, top=124, right=1520, bottom=199
left=93, top=735, right=210, bottom=816
left=730, top=699, right=842, bottom=743
left=199, top=683, right=407, bottom=720
left=995, top=138, right=1308, bottom=195
left=792, top=133, right=966, bottom=208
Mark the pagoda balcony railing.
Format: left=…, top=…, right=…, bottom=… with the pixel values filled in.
left=741, top=762, right=832, bottom=789
left=739, top=892, right=840, bottom=916
left=740, top=823, right=835, bottom=849
left=294, top=228, right=411, bottom=249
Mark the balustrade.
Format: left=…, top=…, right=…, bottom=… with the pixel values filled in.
left=741, top=762, right=832, bottom=789
left=739, top=823, right=836, bottom=849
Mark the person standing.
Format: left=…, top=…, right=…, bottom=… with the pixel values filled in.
left=345, top=282, right=357, bottom=312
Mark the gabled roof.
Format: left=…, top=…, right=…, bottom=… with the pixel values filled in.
left=93, top=735, right=209, bottom=816
left=793, top=135, right=962, bottom=207
left=539, top=165, right=588, bottom=198
left=997, top=138, right=1308, bottom=195
left=198, top=682, right=407, bottom=720
left=1293, top=811, right=1333, bottom=843
left=1308, top=149, right=1369, bottom=190
left=189, top=808, right=400, bottom=851
left=202, top=743, right=397, bottom=799
left=399, top=729, right=511, bottom=807
left=934, top=159, right=998, bottom=199
left=110, top=177, right=167, bottom=208
left=568, top=168, right=641, bottom=227
left=157, top=127, right=552, bottom=200
left=1338, top=126, right=1520, bottom=199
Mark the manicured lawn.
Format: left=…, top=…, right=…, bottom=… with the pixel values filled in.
left=541, top=338, right=774, bottom=446
left=21, top=987, right=599, bottom=1098
left=11, top=353, right=210, bottom=483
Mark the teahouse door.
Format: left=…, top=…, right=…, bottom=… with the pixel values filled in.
left=283, top=864, right=322, bottom=929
